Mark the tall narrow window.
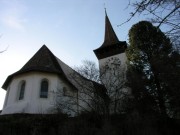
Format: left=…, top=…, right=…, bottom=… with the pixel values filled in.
left=19, top=81, right=26, bottom=100
left=40, top=79, right=48, bottom=98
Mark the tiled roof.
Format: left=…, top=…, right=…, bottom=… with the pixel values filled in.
left=18, top=45, right=62, bottom=74
left=56, top=57, right=108, bottom=93
left=2, top=45, right=106, bottom=100
left=2, top=45, right=75, bottom=89
left=2, top=45, right=106, bottom=98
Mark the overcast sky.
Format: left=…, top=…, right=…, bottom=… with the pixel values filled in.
left=0, top=0, right=145, bottom=109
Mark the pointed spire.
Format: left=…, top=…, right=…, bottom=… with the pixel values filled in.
left=93, top=11, right=127, bottom=60
left=102, top=10, right=119, bottom=47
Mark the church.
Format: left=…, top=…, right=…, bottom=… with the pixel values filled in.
left=1, top=12, right=127, bottom=115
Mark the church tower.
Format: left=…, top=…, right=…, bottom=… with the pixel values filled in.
left=93, top=11, right=127, bottom=76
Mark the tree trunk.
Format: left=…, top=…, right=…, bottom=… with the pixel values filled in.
left=152, top=67, right=168, bottom=117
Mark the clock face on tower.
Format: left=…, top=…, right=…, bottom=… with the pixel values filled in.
left=105, top=57, right=121, bottom=69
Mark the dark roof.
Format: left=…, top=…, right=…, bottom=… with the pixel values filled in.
left=2, top=45, right=106, bottom=99
left=101, top=12, right=120, bottom=48
left=2, top=45, right=72, bottom=89
left=18, top=45, right=63, bottom=74
left=94, top=12, right=127, bottom=59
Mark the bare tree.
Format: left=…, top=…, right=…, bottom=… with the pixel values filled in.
left=122, top=0, right=180, bottom=51
left=52, top=71, right=107, bottom=116
left=100, top=58, right=131, bottom=114
left=52, top=88, right=79, bottom=116
left=0, top=35, right=8, bottom=53
left=0, top=45, right=8, bottom=53
left=0, top=50, right=5, bottom=53
left=74, top=60, right=100, bottom=82
left=53, top=60, right=131, bottom=117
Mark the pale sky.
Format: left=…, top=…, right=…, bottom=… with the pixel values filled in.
left=0, top=0, right=144, bottom=109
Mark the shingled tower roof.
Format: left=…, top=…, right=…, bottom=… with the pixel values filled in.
left=94, top=11, right=127, bottom=59
left=101, top=11, right=120, bottom=48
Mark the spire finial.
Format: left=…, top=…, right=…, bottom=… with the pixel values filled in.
left=104, top=3, right=107, bottom=16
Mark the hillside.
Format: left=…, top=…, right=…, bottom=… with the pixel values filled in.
left=0, top=113, right=180, bottom=135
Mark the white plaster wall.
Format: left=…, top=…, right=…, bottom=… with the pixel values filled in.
left=56, top=77, right=78, bottom=116
left=1, top=72, right=66, bottom=114
left=98, top=53, right=132, bottom=114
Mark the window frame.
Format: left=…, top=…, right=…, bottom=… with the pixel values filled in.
left=40, top=79, right=49, bottom=98
left=18, top=81, right=26, bottom=100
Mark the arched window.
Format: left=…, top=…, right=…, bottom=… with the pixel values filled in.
left=40, top=79, right=48, bottom=98
left=19, top=81, right=26, bottom=100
